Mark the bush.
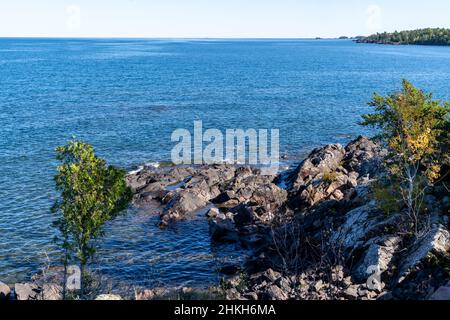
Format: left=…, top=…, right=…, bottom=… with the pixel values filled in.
left=323, top=171, right=340, bottom=184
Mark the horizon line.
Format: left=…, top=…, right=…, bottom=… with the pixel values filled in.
left=0, top=36, right=359, bottom=40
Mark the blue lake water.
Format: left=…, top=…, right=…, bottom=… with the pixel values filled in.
left=1, top=38, right=450, bottom=289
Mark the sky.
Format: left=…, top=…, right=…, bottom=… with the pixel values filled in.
left=0, top=0, right=449, bottom=38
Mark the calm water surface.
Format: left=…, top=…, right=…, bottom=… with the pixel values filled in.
left=1, top=38, right=450, bottom=288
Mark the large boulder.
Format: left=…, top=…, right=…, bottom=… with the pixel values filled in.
left=343, top=136, right=386, bottom=178
left=286, top=144, right=347, bottom=210
left=352, top=236, right=401, bottom=283
left=286, top=137, right=385, bottom=211
left=128, top=166, right=196, bottom=205
left=161, top=190, right=209, bottom=226
left=150, top=165, right=237, bottom=226
left=330, top=202, right=401, bottom=251
left=246, top=179, right=287, bottom=214
left=288, top=144, right=346, bottom=193
left=215, top=171, right=288, bottom=224
left=397, top=225, right=450, bottom=284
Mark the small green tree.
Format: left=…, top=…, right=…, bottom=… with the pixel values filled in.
left=52, top=139, right=132, bottom=296
left=362, top=80, right=450, bottom=234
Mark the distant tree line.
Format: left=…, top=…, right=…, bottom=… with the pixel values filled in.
left=357, top=28, right=450, bottom=46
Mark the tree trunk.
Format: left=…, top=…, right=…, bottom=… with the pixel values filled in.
left=406, top=165, right=417, bottom=235
left=62, top=256, right=67, bottom=300
left=80, top=262, right=85, bottom=297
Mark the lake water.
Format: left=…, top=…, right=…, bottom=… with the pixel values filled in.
left=1, top=38, right=450, bottom=289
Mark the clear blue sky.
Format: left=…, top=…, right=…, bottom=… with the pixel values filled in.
left=1, top=0, right=449, bottom=38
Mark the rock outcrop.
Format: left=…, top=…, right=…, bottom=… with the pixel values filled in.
left=10, top=136, right=447, bottom=301
left=215, top=137, right=449, bottom=300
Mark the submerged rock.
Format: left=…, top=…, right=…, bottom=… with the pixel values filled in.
left=209, top=218, right=239, bottom=242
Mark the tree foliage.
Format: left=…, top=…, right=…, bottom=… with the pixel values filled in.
left=358, top=28, right=450, bottom=46
left=362, top=80, right=450, bottom=233
left=52, top=139, right=132, bottom=294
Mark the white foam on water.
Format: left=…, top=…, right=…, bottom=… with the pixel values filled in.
left=128, top=162, right=162, bottom=175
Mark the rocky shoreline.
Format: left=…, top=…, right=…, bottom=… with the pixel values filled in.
left=2, top=136, right=449, bottom=300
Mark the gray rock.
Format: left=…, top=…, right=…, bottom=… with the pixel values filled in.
left=343, top=285, right=359, bottom=300
left=397, top=225, right=450, bottom=283
left=225, top=288, right=241, bottom=300
left=287, top=144, right=346, bottom=209
left=262, top=268, right=282, bottom=283
left=331, top=265, right=345, bottom=282
left=314, top=280, right=325, bottom=292
left=15, top=283, right=39, bottom=300
left=276, top=277, right=292, bottom=293
left=345, top=183, right=372, bottom=207
left=126, top=171, right=150, bottom=192
left=161, top=190, right=208, bottom=225
left=289, top=144, right=346, bottom=191
left=330, top=202, right=377, bottom=249
left=343, top=136, right=386, bottom=178
left=352, top=236, right=400, bottom=282
left=331, top=202, right=401, bottom=252
left=0, top=281, right=10, bottom=300
left=135, top=289, right=158, bottom=300
left=206, top=207, right=220, bottom=218
left=41, top=283, right=63, bottom=300
left=265, top=285, right=289, bottom=300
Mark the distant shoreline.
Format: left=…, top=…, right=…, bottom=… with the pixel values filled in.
left=356, top=28, right=450, bottom=47
left=355, top=39, right=450, bottom=47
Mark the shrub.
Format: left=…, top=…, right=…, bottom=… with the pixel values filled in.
left=323, top=171, right=340, bottom=184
